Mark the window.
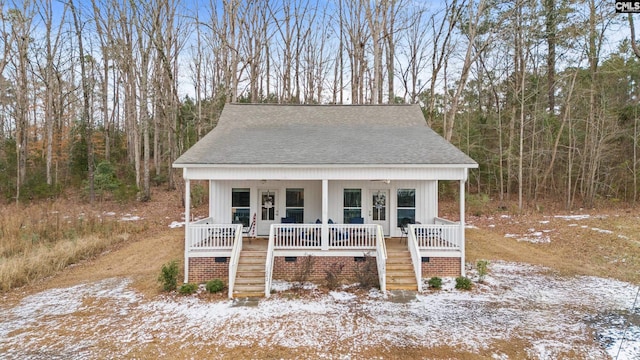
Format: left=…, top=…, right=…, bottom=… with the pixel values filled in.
left=397, top=189, right=416, bottom=227
left=232, top=188, right=250, bottom=227
left=286, top=188, right=304, bottom=223
left=343, top=189, right=361, bottom=222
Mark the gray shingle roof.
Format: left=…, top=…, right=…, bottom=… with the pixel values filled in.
left=173, top=104, right=477, bottom=166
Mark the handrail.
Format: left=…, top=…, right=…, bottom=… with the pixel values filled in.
left=407, top=224, right=422, bottom=292
left=227, top=224, right=243, bottom=299
left=192, top=216, right=214, bottom=225
left=264, top=224, right=276, bottom=298
left=434, top=217, right=458, bottom=225
left=375, top=225, right=387, bottom=292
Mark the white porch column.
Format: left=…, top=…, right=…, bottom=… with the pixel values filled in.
left=321, top=179, right=329, bottom=250
left=208, top=180, right=214, bottom=219
left=184, top=176, right=191, bottom=283
left=459, top=179, right=466, bottom=277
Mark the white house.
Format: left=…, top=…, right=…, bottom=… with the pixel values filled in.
left=173, top=104, right=478, bottom=297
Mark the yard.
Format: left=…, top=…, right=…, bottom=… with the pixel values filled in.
left=1, top=193, right=639, bottom=359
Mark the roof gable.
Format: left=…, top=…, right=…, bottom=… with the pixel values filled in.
left=173, top=104, right=477, bottom=166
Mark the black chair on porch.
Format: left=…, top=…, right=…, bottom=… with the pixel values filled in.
left=399, top=217, right=412, bottom=244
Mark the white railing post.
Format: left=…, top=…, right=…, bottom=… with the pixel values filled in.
left=227, top=224, right=243, bottom=298
left=375, top=225, right=386, bottom=292
left=407, top=224, right=422, bottom=292
left=264, top=224, right=276, bottom=297
left=321, top=179, right=329, bottom=250
left=459, top=179, right=466, bottom=277
left=184, top=177, right=190, bottom=284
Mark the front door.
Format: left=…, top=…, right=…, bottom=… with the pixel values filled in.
left=258, top=189, right=278, bottom=236
left=370, top=189, right=390, bottom=236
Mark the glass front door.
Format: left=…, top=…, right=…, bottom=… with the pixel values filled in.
left=258, top=190, right=278, bottom=235
left=371, top=189, right=389, bottom=236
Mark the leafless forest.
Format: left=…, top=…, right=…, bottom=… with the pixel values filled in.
left=0, top=0, right=636, bottom=209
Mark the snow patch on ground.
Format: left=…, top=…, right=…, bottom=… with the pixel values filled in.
left=168, top=221, right=184, bottom=228
left=554, top=214, right=592, bottom=221
left=591, top=227, right=614, bottom=234
left=1, top=263, right=638, bottom=359
left=120, top=214, right=141, bottom=221
left=505, top=228, right=552, bottom=244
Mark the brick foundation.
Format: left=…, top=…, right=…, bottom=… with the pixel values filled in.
left=188, top=257, right=230, bottom=283
left=421, top=257, right=461, bottom=277
left=272, top=256, right=378, bottom=283
left=188, top=255, right=459, bottom=284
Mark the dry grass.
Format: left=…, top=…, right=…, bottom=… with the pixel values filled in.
left=0, top=200, right=145, bottom=291
left=466, top=209, right=640, bottom=284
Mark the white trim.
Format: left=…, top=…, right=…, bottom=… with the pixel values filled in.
left=174, top=163, right=478, bottom=169
left=186, top=249, right=461, bottom=258
left=187, top=251, right=233, bottom=258
left=419, top=250, right=463, bottom=258
left=181, top=166, right=471, bottom=181
left=273, top=250, right=377, bottom=257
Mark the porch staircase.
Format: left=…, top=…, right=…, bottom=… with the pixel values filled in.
left=232, top=240, right=268, bottom=298
left=385, top=239, right=418, bottom=291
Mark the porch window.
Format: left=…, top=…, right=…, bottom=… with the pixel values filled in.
left=397, top=189, right=415, bottom=227
left=343, top=189, right=362, bottom=222
left=232, top=188, right=250, bottom=227
left=286, top=188, right=304, bottom=223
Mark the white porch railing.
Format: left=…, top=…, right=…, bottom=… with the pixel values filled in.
left=411, top=224, right=461, bottom=250
left=434, top=217, right=458, bottom=225
left=265, top=225, right=276, bottom=297
left=273, top=224, right=322, bottom=249
left=328, top=224, right=377, bottom=249
left=406, top=224, right=423, bottom=292
left=227, top=224, right=244, bottom=298
left=188, top=219, right=238, bottom=250
left=374, top=225, right=387, bottom=292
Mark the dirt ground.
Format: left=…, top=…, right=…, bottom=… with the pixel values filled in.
left=1, top=190, right=639, bottom=358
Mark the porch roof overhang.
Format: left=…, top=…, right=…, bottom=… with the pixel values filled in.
left=176, top=163, right=477, bottom=181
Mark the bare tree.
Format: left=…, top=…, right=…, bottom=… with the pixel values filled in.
left=6, top=2, right=35, bottom=203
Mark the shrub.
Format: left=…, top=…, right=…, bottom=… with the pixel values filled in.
left=455, top=276, right=473, bottom=290
left=158, top=260, right=179, bottom=292
left=428, top=276, right=442, bottom=290
left=206, top=279, right=225, bottom=293
left=476, top=259, right=489, bottom=282
left=293, top=255, right=315, bottom=289
left=179, top=283, right=198, bottom=295
left=354, top=254, right=379, bottom=289
left=324, top=262, right=344, bottom=290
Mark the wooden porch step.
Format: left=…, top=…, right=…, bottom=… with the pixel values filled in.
left=385, top=244, right=418, bottom=291
left=386, top=283, right=418, bottom=291
left=386, top=263, right=413, bottom=271
left=233, top=283, right=265, bottom=297
left=236, top=263, right=266, bottom=272
left=236, top=270, right=265, bottom=278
